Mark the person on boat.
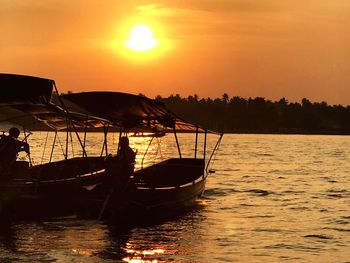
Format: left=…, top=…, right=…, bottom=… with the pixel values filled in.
left=116, top=136, right=136, bottom=167
left=105, top=136, right=136, bottom=186
left=0, top=127, right=30, bottom=176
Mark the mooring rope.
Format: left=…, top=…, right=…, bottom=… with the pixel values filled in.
left=41, top=131, right=49, bottom=164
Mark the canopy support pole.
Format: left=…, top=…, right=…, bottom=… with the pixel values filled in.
left=54, top=82, right=87, bottom=158
left=194, top=127, right=198, bottom=159
left=65, top=118, right=69, bottom=160
left=83, top=118, right=87, bottom=157
left=49, top=131, right=58, bottom=163
left=70, top=120, right=88, bottom=158
left=142, top=137, right=155, bottom=169
left=117, top=128, right=122, bottom=152
left=69, top=121, right=74, bottom=157
left=205, top=133, right=223, bottom=174
left=41, top=132, right=49, bottom=164
left=104, top=124, right=109, bottom=156
left=22, top=126, right=32, bottom=167
left=100, top=124, right=109, bottom=157
left=203, top=130, right=207, bottom=169
left=173, top=127, right=182, bottom=158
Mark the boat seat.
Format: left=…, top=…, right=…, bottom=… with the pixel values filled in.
left=133, top=158, right=204, bottom=188
left=27, top=156, right=106, bottom=180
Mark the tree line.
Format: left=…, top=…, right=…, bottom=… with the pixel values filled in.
left=155, top=93, right=350, bottom=134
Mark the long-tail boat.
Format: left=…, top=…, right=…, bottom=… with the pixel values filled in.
left=0, top=74, right=223, bottom=219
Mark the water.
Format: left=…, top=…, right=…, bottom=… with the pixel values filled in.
left=1, top=133, right=350, bottom=262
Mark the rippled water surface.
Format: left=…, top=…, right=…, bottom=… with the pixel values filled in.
left=1, top=133, right=350, bottom=262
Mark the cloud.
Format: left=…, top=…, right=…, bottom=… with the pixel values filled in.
left=137, top=0, right=285, bottom=14
left=136, top=4, right=178, bottom=17
left=133, top=2, right=284, bottom=40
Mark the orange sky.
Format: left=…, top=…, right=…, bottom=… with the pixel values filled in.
left=1, top=0, right=350, bottom=104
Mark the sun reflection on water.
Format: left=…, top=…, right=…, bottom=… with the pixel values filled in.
left=122, top=244, right=166, bottom=263
left=71, top=248, right=95, bottom=256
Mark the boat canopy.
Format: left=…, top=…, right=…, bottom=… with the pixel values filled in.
left=13, top=103, right=108, bottom=130
left=0, top=73, right=54, bottom=105
left=0, top=74, right=215, bottom=132
left=0, top=74, right=109, bottom=130
left=1, top=103, right=109, bottom=131
left=62, top=92, right=207, bottom=132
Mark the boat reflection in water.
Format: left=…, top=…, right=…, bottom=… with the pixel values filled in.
left=0, top=208, right=202, bottom=262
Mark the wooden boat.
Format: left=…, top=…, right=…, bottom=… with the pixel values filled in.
left=0, top=74, right=109, bottom=216
left=0, top=74, right=223, bottom=220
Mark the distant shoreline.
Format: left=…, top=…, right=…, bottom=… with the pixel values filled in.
left=223, top=130, right=350, bottom=136
left=8, top=128, right=350, bottom=136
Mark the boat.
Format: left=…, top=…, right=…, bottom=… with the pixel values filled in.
left=0, top=74, right=223, bottom=220
left=129, top=128, right=166, bottom=138
left=0, top=74, right=109, bottom=216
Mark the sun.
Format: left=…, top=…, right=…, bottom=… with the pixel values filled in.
left=125, top=24, right=158, bottom=52
left=111, top=19, right=172, bottom=61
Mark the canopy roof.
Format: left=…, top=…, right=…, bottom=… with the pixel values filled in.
left=0, top=103, right=108, bottom=131
left=0, top=73, right=54, bottom=105
left=14, top=103, right=108, bottom=130
left=0, top=74, right=213, bottom=132
left=62, top=92, right=206, bottom=132
left=0, top=74, right=108, bottom=130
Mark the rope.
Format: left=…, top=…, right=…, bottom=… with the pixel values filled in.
left=41, top=132, right=49, bottom=164
left=69, top=127, right=74, bottom=158
left=22, top=127, right=33, bottom=167
left=56, top=132, right=66, bottom=159
left=156, top=137, right=163, bottom=159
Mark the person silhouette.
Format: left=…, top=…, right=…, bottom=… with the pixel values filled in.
left=104, top=136, right=136, bottom=185
left=0, top=127, right=30, bottom=176
left=116, top=136, right=136, bottom=169
left=99, top=136, right=136, bottom=217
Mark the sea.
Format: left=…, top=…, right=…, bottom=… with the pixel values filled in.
left=0, top=132, right=350, bottom=262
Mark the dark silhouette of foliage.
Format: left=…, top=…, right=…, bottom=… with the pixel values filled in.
left=156, top=94, right=350, bottom=134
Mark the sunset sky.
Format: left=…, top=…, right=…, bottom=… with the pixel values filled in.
left=1, top=0, right=350, bottom=104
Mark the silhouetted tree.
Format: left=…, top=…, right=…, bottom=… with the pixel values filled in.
left=155, top=93, right=350, bottom=134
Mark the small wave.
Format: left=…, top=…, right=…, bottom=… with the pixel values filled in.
left=324, top=189, right=349, bottom=199
left=245, top=189, right=272, bottom=196
left=304, top=234, right=332, bottom=240
left=204, top=188, right=240, bottom=197
left=325, top=189, right=349, bottom=196
left=239, top=203, right=258, bottom=207
left=320, top=177, right=337, bottom=183
left=256, top=153, right=274, bottom=157
left=264, top=243, right=319, bottom=251
left=281, top=190, right=305, bottom=195
left=326, top=194, right=344, bottom=199
left=323, top=227, right=350, bottom=232
left=245, top=215, right=275, bottom=218
left=331, top=219, right=349, bottom=225
left=254, top=228, right=283, bottom=233
left=219, top=168, right=239, bottom=173
left=267, top=169, right=283, bottom=174
left=327, top=150, right=345, bottom=157
left=289, top=206, right=311, bottom=211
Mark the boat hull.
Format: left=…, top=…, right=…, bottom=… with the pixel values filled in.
left=0, top=158, right=207, bottom=220
left=128, top=178, right=206, bottom=211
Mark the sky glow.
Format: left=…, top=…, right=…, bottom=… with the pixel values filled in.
left=1, top=1, right=350, bottom=104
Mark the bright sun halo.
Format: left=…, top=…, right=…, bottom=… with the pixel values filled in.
left=125, top=24, right=158, bottom=52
